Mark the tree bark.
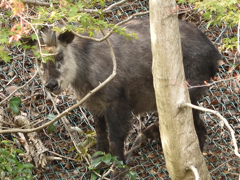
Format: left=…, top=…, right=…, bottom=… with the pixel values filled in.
left=149, top=0, right=212, bottom=179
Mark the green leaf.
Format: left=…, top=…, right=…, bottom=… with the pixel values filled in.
left=48, top=124, right=56, bottom=133
left=24, top=174, right=33, bottom=180
left=0, top=156, right=5, bottom=163
left=22, top=163, right=34, bottom=169
left=92, top=151, right=104, bottom=157
left=1, top=140, right=10, bottom=145
left=88, top=30, right=95, bottom=37
left=47, top=114, right=58, bottom=132
left=22, top=168, right=31, bottom=174
left=2, top=54, right=12, bottom=63
left=1, top=171, right=6, bottom=179
left=47, top=114, right=56, bottom=120
left=102, top=153, right=112, bottom=165
left=7, top=157, right=19, bottom=165
left=90, top=172, right=98, bottom=180
left=68, top=146, right=76, bottom=152
left=9, top=97, right=21, bottom=115
left=87, top=153, right=92, bottom=161
left=17, top=163, right=24, bottom=172
left=4, top=164, right=12, bottom=173
left=15, top=149, right=24, bottom=154
left=13, top=177, right=23, bottom=180
left=86, top=130, right=96, bottom=136
left=0, top=148, right=10, bottom=156
left=128, top=170, right=137, bottom=180
left=71, top=127, right=84, bottom=135
left=91, top=156, right=103, bottom=168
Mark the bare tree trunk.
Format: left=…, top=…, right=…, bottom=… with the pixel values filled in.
left=149, top=0, right=212, bottom=179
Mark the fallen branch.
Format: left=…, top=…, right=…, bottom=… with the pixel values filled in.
left=18, top=153, right=62, bottom=161
left=14, top=115, right=52, bottom=168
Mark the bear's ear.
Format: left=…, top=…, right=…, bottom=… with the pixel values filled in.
left=58, top=31, right=75, bottom=44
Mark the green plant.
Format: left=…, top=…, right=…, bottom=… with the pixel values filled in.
left=0, top=0, right=137, bottom=63
left=69, top=128, right=97, bottom=159
left=89, top=151, right=137, bottom=180
left=177, top=0, right=240, bottom=50
left=46, top=114, right=58, bottom=133
left=0, top=140, right=34, bottom=180
left=9, top=97, right=21, bottom=115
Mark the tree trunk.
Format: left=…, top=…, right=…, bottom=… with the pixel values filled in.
left=149, top=0, right=212, bottom=179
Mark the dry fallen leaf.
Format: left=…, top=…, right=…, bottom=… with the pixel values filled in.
left=6, top=85, right=17, bottom=93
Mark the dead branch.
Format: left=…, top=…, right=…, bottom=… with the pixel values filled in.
left=18, top=153, right=62, bottom=161
left=238, top=17, right=240, bottom=53
left=48, top=150, right=77, bottom=162
left=100, top=164, right=114, bottom=180
left=182, top=102, right=240, bottom=158
left=0, top=108, right=4, bottom=130
left=125, top=115, right=142, bottom=164
left=21, top=0, right=127, bottom=14
left=21, top=0, right=50, bottom=6
left=0, top=119, right=14, bottom=126
left=14, top=115, right=52, bottom=168
left=103, top=0, right=128, bottom=13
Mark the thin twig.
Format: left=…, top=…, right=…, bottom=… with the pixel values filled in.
left=238, top=17, right=240, bottom=53
left=188, top=165, right=200, bottom=180
left=6, top=75, right=17, bottom=86
left=48, top=150, right=79, bottom=162
left=21, top=0, right=50, bottom=6
left=61, top=11, right=149, bottom=43
left=18, top=15, right=45, bottom=62
left=182, top=103, right=240, bottom=158
left=0, top=119, right=15, bottom=126
left=100, top=164, right=114, bottom=180
left=22, top=0, right=127, bottom=14
left=214, top=23, right=227, bottom=45
left=47, top=93, right=90, bottom=165
left=47, top=92, right=90, bottom=165
left=0, top=71, right=38, bottom=105
left=209, top=158, right=234, bottom=174
left=103, top=0, right=128, bottom=13
left=125, top=143, right=141, bottom=157
left=187, top=82, right=213, bottom=90
left=79, top=107, right=95, bottom=131
left=125, top=114, right=142, bottom=164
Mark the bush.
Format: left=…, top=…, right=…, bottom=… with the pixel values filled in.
left=0, top=140, right=34, bottom=180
